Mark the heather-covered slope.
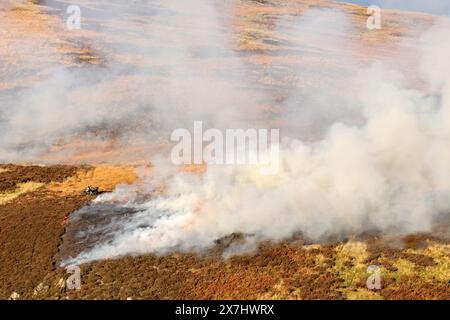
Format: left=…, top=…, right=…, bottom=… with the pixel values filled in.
left=0, top=1, right=448, bottom=300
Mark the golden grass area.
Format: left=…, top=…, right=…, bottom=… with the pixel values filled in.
left=35, top=240, right=450, bottom=300
left=0, top=165, right=449, bottom=299
left=0, top=0, right=448, bottom=299
left=0, top=181, right=44, bottom=205
left=329, top=241, right=449, bottom=300
left=0, top=0, right=102, bottom=90
left=46, top=164, right=209, bottom=196
left=47, top=165, right=138, bottom=196
left=0, top=0, right=436, bottom=162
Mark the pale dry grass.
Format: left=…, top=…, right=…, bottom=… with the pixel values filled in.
left=421, top=244, right=450, bottom=283
left=346, top=288, right=383, bottom=300
left=325, top=240, right=449, bottom=299
left=0, top=182, right=44, bottom=205
left=258, top=279, right=301, bottom=300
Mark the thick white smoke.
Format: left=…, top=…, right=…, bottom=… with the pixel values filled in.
left=0, top=0, right=259, bottom=162
left=61, top=9, right=450, bottom=265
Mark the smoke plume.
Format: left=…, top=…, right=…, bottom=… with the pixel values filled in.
left=58, top=4, right=450, bottom=265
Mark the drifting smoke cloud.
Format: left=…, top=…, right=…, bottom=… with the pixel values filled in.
left=60, top=5, right=450, bottom=265
left=0, top=0, right=258, bottom=161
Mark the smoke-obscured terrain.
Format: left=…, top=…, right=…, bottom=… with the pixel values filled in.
left=1, top=1, right=449, bottom=266
left=342, top=0, right=450, bottom=15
